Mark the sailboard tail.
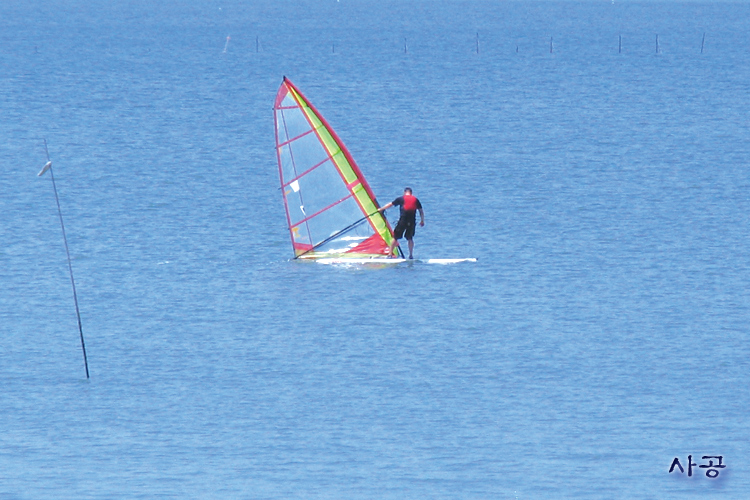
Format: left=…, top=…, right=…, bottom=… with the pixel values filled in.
left=274, top=77, right=396, bottom=259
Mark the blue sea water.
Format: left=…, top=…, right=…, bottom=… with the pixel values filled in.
left=2, top=0, right=749, bottom=498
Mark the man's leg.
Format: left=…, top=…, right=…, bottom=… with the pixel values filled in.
left=388, top=238, right=398, bottom=258
left=407, top=238, right=414, bottom=259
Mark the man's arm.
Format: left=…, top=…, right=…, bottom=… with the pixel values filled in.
left=418, top=208, right=425, bottom=226
left=378, top=202, right=393, bottom=212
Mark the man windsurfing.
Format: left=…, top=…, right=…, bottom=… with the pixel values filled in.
left=378, top=187, right=425, bottom=259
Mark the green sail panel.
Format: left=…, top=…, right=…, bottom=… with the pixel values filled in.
left=274, top=77, right=395, bottom=259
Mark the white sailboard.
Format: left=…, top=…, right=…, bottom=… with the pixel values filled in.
left=315, top=257, right=477, bottom=266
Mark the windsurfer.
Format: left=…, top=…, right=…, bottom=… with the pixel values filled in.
left=378, top=187, right=424, bottom=259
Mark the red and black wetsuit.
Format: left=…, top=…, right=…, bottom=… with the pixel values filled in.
left=392, top=195, right=422, bottom=240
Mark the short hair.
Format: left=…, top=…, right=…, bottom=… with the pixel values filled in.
left=404, top=187, right=412, bottom=194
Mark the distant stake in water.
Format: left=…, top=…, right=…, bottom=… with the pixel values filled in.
left=701, top=32, right=706, bottom=54
left=550, top=37, right=553, bottom=53
left=476, top=32, right=480, bottom=54
left=619, top=34, right=622, bottom=54
left=256, top=35, right=260, bottom=53
left=223, top=35, right=230, bottom=53
left=656, top=34, right=660, bottom=54
left=37, top=139, right=90, bottom=379
left=404, top=37, right=408, bottom=54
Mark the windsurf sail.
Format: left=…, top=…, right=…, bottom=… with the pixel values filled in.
left=274, top=77, right=396, bottom=259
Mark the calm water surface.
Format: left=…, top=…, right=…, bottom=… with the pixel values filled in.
left=1, top=1, right=749, bottom=498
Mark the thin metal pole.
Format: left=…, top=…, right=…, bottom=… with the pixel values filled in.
left=701, top=32, right=705, bottom=54
left=41, top=139, right=90, bottom=379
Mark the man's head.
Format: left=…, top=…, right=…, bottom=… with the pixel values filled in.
left=404, top=187, right=413, bottom=195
